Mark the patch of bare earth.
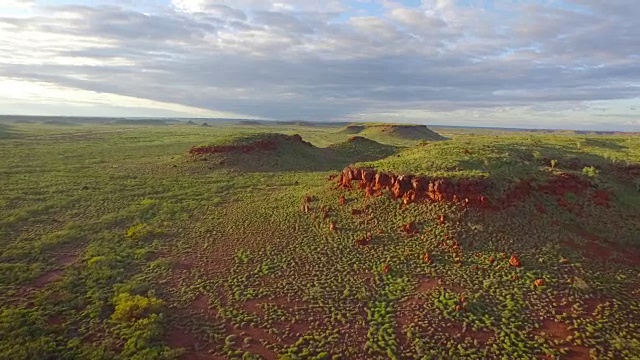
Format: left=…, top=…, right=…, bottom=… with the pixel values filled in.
left=442, top=323, right=493, bottom=343
left=239, top=326, right=279, bottom=359
left=537, top=320, right=591, bottom=360
left=396, top=278, right=440, bottom=349
left=55, top=251, right=79, bottom=266
left=21, top=247, right=82, bottom=295
left=563, top=228, right=640, bottom=267
left=174, top=293, right=290, bottom=359
left=34, top=269, right=64, bottom=288
left=166, top=327, right=224, bottom=360
left=580, top=298, right=604, bottom=318
left=242, top=298, right=265, bottom=316
left=165, top=294, right=223, bottom=358
left=47, top=315, right=65, bottom=326
left=191, top=294, right=215, bottom=313
left=538, top=320, right=571, bottom=339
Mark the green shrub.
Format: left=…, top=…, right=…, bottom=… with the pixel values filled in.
left=126, top=223, right=154, bottom=242
left=87, top=256, right=108, bottom=267
left=582, top=166, right=599, bottom=177
left=111, top=293, right=163, bottom=322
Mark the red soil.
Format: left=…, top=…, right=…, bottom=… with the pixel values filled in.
left=442, top=322, right=493, bottom=343
left=538, top=320, right=571, bottom=340
left=536, top=320, right=591, bottom=360
left=416, top=277, right=439, bottom=293
left=34, top=269, right=63, bottom=288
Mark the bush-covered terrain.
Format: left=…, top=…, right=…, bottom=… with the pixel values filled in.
left=0, top=121, right=639, bottom=360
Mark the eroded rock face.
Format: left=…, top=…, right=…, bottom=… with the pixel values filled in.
left=392, top=175, right=414, bottom=198
left=335, top=166, right=611, bottom=210
left=338, top=166, right=492, bottom=206
left=374, top=173, right=392, bottom=189
left=338, top=166, right=489, bottom=206
left=412, top=176, right=428, bottom=191
left=361, top=169, right=376, bottom=182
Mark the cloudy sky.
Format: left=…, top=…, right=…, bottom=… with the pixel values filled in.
left=0, top=0, right=638, bottom=130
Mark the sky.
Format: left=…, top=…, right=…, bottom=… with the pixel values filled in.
left=0, top=0, right=639, bottom=130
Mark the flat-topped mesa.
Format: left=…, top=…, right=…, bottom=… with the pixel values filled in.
left=189, top=134, right=311, bottom=156
left=337, top=166, right=489, bottom=206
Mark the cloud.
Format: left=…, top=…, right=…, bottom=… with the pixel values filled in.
left=172, top=0, right=345, bottom=13
left=0, top=77, right=257, bottom=118
left=0, top=0, right=638, bottom=129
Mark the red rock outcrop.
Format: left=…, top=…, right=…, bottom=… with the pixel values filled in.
left=337, top=166, right=490, bottom=207
left=336, top=166, right=612, bottom=210
left=401, top=221, right=417, bottom=235
left=509, top=255, right=521, bottom=267
left=374, top=172, right=392, bottom=189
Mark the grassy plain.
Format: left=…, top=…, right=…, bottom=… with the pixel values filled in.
left=0, top=121, right=639, bottom=360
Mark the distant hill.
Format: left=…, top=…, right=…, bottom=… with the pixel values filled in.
left=328, top=136, right=397, bottom=163
left=339, top=125, right=366, bottom=134
left=362, top=124, right=446, bottom=141
left=184, top=133, right=400, bottom=173
left=239, top=120, right=264, bottom=126
left=43, top=120, right=75, bottom=126
left=113, top=119, right=168, bottom=126
left=338, top=124, right=446, bottom=145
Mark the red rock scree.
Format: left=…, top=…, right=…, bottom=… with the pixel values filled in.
left=189, top=134, right=311, bottom=156
left=336, top=166, right=611, bottom=209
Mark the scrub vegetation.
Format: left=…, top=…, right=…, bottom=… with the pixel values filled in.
left=0, top=121, right=639, bottom=360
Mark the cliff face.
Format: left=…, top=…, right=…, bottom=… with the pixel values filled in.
left=336, top=166, right=610, bottom=210
left=337, top=166, right=489, bottom=206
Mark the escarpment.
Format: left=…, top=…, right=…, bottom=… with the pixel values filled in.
left=336, top=166, right=611, bottom=210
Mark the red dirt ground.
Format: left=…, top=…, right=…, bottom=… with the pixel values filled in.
left=536, top=320, right=591, bottom=360
left=34, top=269, right=63, bottom=288
left=442, top=323, right=494, bottom=343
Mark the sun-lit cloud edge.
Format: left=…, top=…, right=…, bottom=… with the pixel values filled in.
left=0, top=77, right=262, bottom=118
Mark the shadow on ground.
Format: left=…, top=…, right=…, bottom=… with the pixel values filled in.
left=0, top=124, right=22, bottom=139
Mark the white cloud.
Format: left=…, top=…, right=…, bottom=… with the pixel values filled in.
left=0, top=0, right=638, bottom=130
left=0, top=77, right=258, bottom=118
left=3, top=0, right=33, bottom=7
left=0, top=0, right=35, bottom=17
left=171, top=0, right=345, bottom=13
